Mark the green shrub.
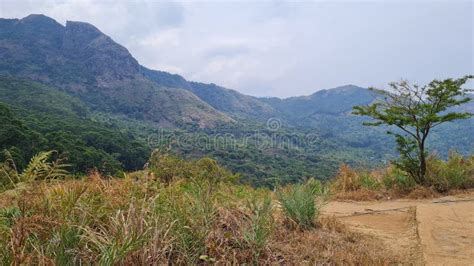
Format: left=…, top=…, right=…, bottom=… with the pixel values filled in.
left=277, top=178, right=327, bottom=229
left=426, top=152, right=474, bottom=192
left=148, top=149, right=188, bottom=183
left=148, top=149, right=238, bottom=184
left=382, top=167, right=416, bottom=192
left=358, top=173, right=381, bottom=190
left=192, top=157, right=239, bottom=184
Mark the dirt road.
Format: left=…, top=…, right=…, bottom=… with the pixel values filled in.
left=323, top=193, right=474, bottom=265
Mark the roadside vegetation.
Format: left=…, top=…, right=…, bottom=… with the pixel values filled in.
left=0, top=149, right=400, bottom=264
left=0, top=148, right=471, bottom=263
left=332, top=151, right=474, bottom=200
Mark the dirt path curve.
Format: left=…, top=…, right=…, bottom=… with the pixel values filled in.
left=322, top=193, right=474, bottom=265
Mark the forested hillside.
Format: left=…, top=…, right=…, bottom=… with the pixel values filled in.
left=0, top=77, right=149, bottom=173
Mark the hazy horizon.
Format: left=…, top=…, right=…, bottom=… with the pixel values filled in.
left=1, top=0, right=472, bottom=97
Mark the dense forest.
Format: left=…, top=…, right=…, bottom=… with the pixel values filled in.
left=0, top=77, right=149, bottom=174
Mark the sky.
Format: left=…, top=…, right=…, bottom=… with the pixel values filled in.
left=1, top=0, right=472, bottom=98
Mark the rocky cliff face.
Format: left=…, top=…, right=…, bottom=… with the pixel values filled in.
left=63, top=21, right=140, bottom=83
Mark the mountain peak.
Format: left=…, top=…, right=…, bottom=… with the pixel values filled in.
left=331, top=84, right=362, bottom=91
left=20, top=14, right=61, bottom=26
left=21, top=14, right=53, bottom=21
left=321, top=85, right=365, bottom=93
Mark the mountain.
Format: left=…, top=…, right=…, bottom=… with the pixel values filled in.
left=0, top=14, right=232, bottom=128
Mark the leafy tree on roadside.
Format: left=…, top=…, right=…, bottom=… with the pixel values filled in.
left=353, top=76, right=473, bottom=184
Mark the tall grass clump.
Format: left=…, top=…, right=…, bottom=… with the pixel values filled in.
left=0, top=206, right=20, bottom=264
left=154, top=180, right=216, bottom=263
left=81, top=202, right=149, bottom=265
left=333, top=164, right=359, bottom=192
left=242, top=195, right=274, bottom=262
left=277, top=178, right=327, bottom=229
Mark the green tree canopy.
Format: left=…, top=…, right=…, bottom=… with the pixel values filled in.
left=353, top=76, right=473, bottom=184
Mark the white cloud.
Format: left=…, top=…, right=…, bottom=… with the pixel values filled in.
left=138, top=29, right=181, bottom=48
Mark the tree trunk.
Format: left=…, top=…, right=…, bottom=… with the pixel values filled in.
left=418, top=143, right=426, bottom=184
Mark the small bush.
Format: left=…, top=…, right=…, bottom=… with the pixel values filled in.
left=147, top=149, right=238, bottom=184
left=358, top=173, right=381, bottom=190
left=277, top=178, right=327, bottom=229
left=382, top=166, right=416, bottom=193
left=333, top=164, right=381, bottom=192
left=426, top=152, right=474, bottom=192
left=147, top=150, right=188, bottom=183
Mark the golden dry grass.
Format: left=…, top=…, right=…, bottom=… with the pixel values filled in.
left=0, top=173, right=400, bottom=264
left=331, top=154, right=474, bottom=201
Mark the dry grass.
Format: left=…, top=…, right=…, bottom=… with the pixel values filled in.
left=333, top=188, right=387, bottom=201
left=332, top=153, right=474, bottom=201
left=0, top=172, right=401, bottom=264
left=2, top=149, right=472, bottom=264
left=7, top=150, right=472, bottom=263
left=270, top=216, right=396, bottom=264
left=405, top=186, right=439, bottom=199
left=332, top=164, right=361, bottom=192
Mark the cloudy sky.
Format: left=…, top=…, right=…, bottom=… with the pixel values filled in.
left=1, top=0, right=472, bottom=97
